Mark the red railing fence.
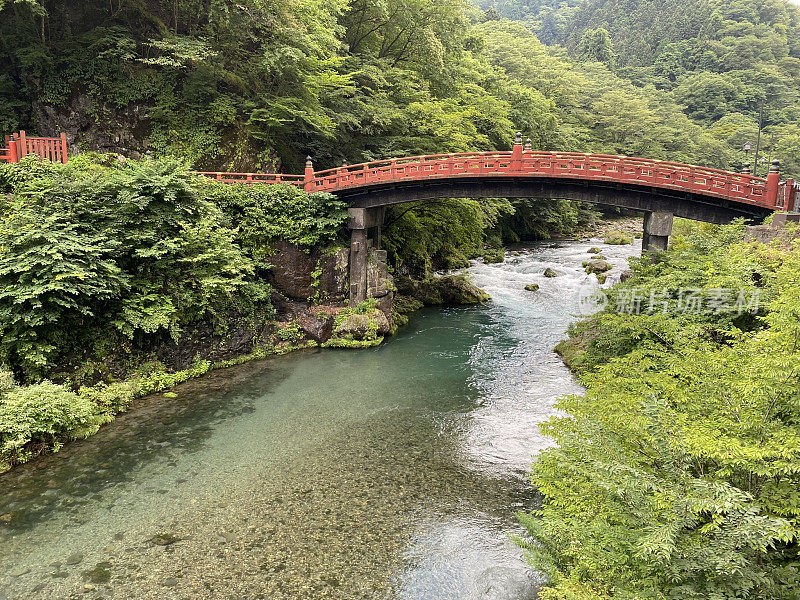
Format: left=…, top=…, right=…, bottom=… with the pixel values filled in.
left=1, top=131, right=68, bottom=164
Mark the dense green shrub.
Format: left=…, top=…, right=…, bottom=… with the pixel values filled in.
left=0, top=380, right=108, bottom=470
left=524, top=223, right=800, bottom=599
left=383, top=198, right=514, bottom=277
left=0, top=158, right=345, bottom=379
left=206, top=182, right=348, bottom=264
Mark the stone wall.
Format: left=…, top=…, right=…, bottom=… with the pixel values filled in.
left=745, top=215, right=800, bottom=246
left=367, top=249, right=394, bottom=327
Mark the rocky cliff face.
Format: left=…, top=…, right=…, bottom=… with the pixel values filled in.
left=267, top=242, right=350, bottom=303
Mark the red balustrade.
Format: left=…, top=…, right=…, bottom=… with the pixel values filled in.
left=196, top=171, right=304, bottom=185
left=306, top=152, right=775, bottom=209
left=1, top=131, right=68, bottom=164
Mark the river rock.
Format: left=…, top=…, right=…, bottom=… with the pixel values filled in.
left=587, top=247, right=602, bottom=254
left=376, top=293, right=394, bottom=329
left=267, top=242, right=349, bottom=302
left=585, top=260, right=611, bottom=274
left=604, top=231, right=633, bottom=245
left=82, top=562, right=112, bottom=584
left=65, top=552, right=84, bottom=566
left=396, top=275, right=490, bottom=305
left=524, top=284, right=539, bottom=292
left=372, top=310, right=391, bottom=334
left=543, top=268, right=559, bottom=278
left=620, top=269, right=633, bottom=282
left=334, top=314, right=372, bottom=339
left=148, top=533, right=180, bottom=546
left=296, top=312, right=335, bottom=343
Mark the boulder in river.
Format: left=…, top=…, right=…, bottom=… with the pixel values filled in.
left=585, top=260, right=612, bottom=274
left=524, top=284, right=540, bottom=292
left=396, top=274, right=490, bottom=305
left=334, top=314, right=372, bottom=339
left=543, top=268, right=559, bottom=278
left=604, top=231, right=633, bottom=245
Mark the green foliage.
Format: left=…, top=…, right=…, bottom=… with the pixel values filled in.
left=276, top=321, right=304, bottom=344
left=526, top=222, right=800, bottom=599
left=604, top=231, right=634, bottom=245
left=206, top=182, right=347, bottom=264
left=0, top=380, right=108, bottom=471
left=479, top=0, right=800, bottom=176
left=0, top=209, right=128, bottom=371
left=383, top=198, right=514, bottom=277
left=578, top=28, right=616, bottom=68
left=0, top=157, right=341, bottom=379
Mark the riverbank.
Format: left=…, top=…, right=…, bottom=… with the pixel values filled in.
left=0, top=268, right=493, bottom=474
left=519, top=222, right=800, bottom=599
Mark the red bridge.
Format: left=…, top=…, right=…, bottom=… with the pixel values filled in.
left=200, top=135, right=797, bottom=217
left=1, top=131, right=68, bottom=164
left=201, top=133, right=798, bottom=303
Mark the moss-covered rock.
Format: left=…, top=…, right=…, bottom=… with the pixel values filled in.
left=524, top=284, right=540, bottom=292
left=322, top=336, right=383, bottom=349
left=587, top=247, right=602, bottom=254
left=483, top=248, right=505, bottom=264
left=543, top=268, right=559, bottom=278
left=323, top=299, right=389, bottom=348
left=604, top=231, right=633, bottom=245
left=392, top=295, right=424, bottom=328
left=334, top=314, right=372, bottom=339
left=396, top=275, right=490, bottom=306
left=584, top=260, right=612, bottom=274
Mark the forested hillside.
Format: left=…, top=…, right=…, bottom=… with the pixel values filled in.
left=481, top=0, right=800, bottom=177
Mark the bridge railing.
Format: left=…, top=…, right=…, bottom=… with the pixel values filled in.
left=197, top=151, right=779, bottom=210
left=777, top=180, right=797, bottom=212
left=1, top=131, right=68, bottom=164
left=196, top=171, right=305, bottom=185
left=308, top=151, right=774, bottom=209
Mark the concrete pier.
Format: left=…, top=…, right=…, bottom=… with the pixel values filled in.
left=348, top=207, right=384, bottom=305
left=642, top=211, right=673, bottom=252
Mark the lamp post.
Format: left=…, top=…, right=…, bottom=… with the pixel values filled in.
left=743, top=141, right=752, bottom=171
left=753, top=101, right=765, bottom=177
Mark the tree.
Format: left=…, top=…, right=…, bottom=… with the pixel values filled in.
left=578, top=27, right=616, bottom=68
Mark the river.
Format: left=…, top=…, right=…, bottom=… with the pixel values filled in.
left=0, top=238, right=639, bottom=600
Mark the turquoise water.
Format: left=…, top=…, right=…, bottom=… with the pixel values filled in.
left=0, top=239, right=639, bottom=600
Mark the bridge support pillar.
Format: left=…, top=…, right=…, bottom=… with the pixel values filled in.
left=348, top=207, right=385, bottom=305
left=642, top=211, right=673, bottom=252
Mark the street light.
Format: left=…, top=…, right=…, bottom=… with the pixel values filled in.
left=744, top=141, right=752, bottom=171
